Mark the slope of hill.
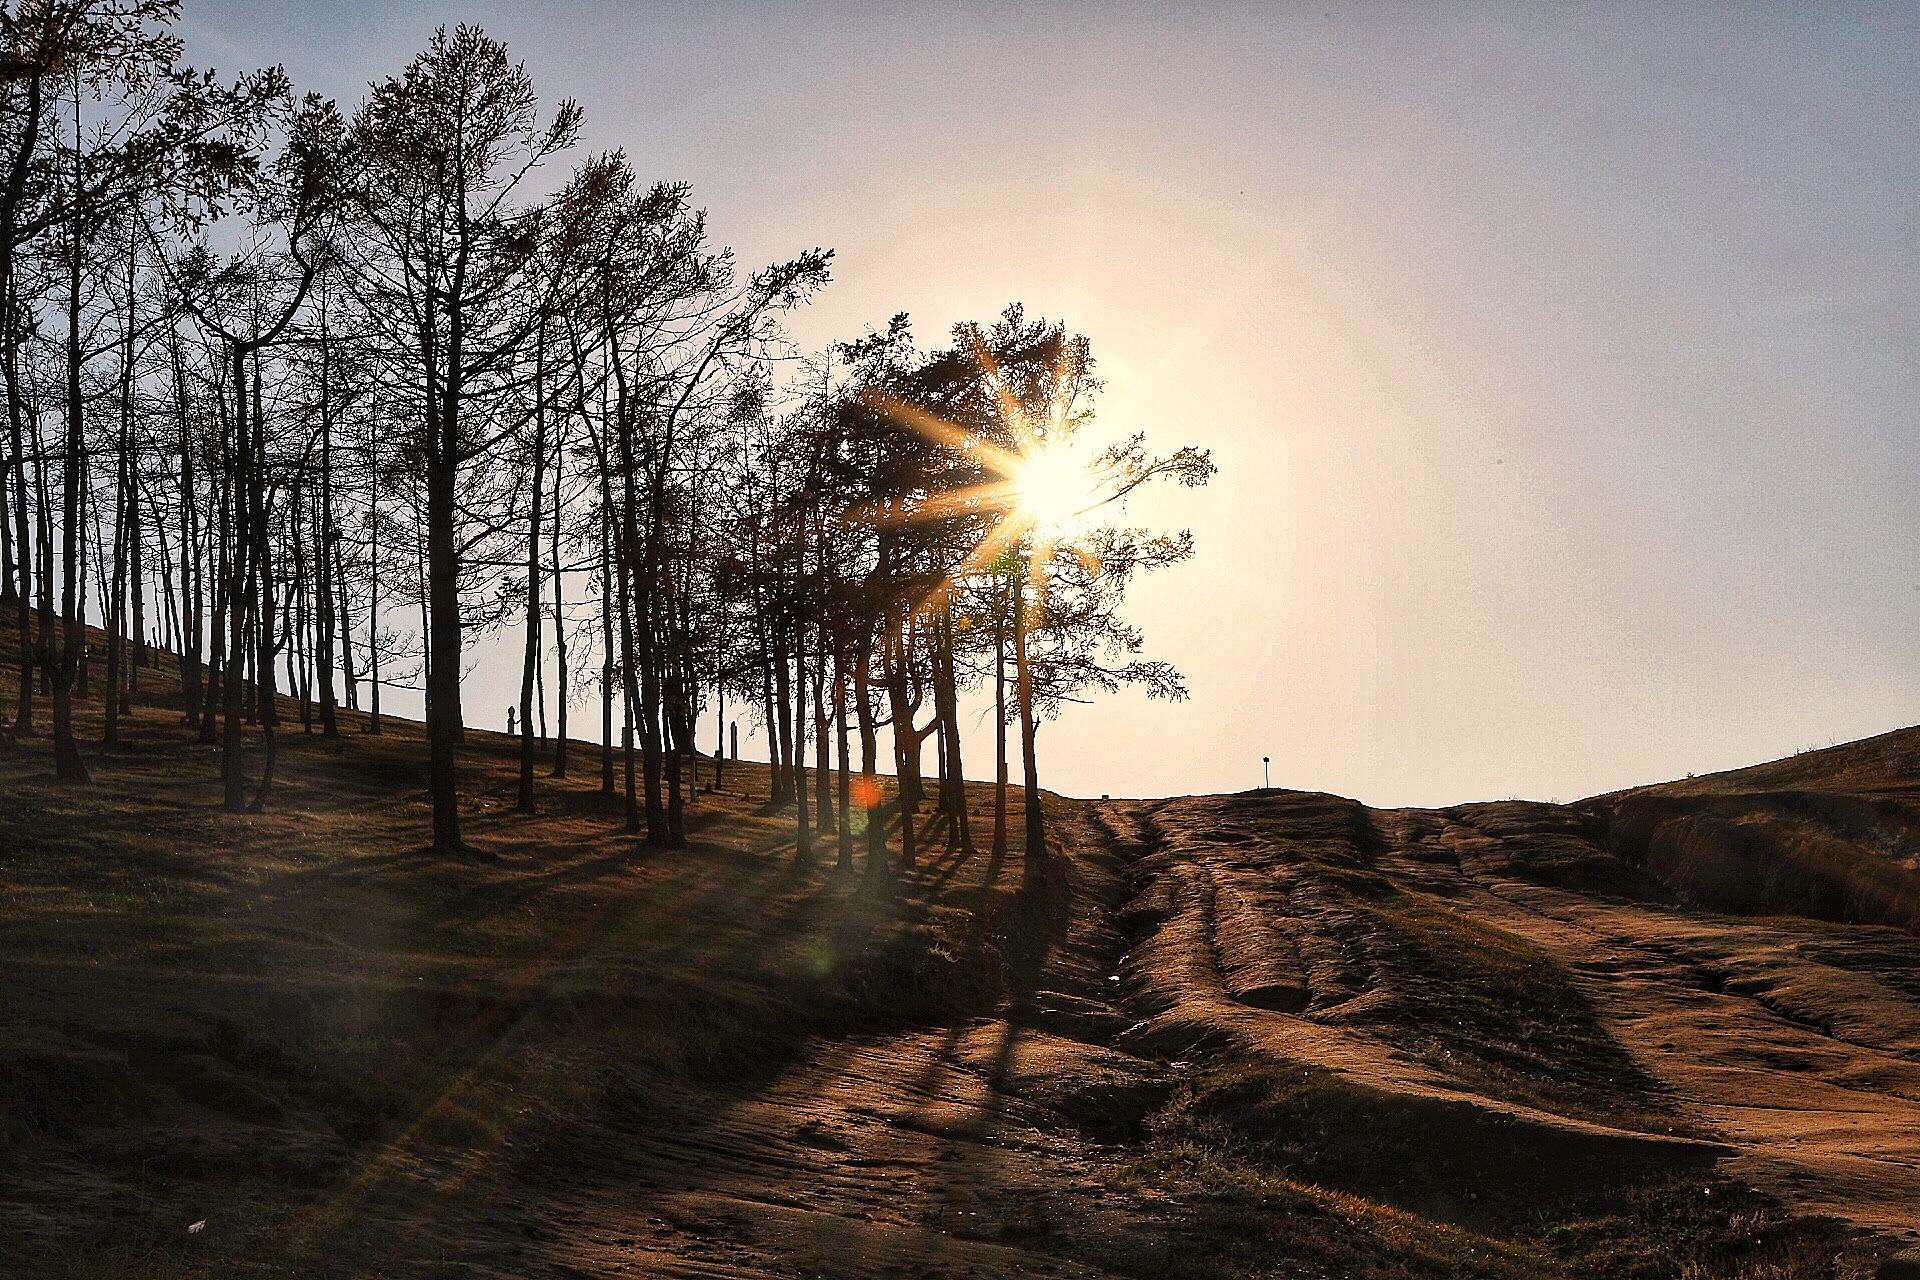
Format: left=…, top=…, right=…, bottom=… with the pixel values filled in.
left=1582, top=726, right=1920, bottom=932
left=2, top=644, right=1917, bottom=1278
left=1093, top=730, right=1920, bottom=1275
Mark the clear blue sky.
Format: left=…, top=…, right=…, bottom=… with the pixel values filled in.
left=184, top=2, right=1920, bottom=806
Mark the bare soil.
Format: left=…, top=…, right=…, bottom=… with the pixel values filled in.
left=3, top=651, right=1917, bottom=1278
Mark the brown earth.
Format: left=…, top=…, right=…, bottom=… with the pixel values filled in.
left=2, top=643, right=1917, bottom=1278
left=1101, top=786, right=1920, bottom=1244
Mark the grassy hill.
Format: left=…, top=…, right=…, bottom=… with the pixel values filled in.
left=1419, top=725, right=1920, bottom=931
left=2, top=630, right=1915, bottom=1278
left=1587, top=726, right=1920, bottom=931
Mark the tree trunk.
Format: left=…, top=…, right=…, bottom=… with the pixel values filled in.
left=220, top=344, right=251, bottom=807
left=992, top=617, right=1008, bottom=862
left=1013, top=567, right=1044, bottom=872
left=103, top=420, right=125, bottom=751
left=885, top=615, right=916, bottom=870
left=316, top=307, right=339, bottom=738
left=792, top=623, right=810, bottom=865
left=617, top=541, right=641, bottom=835
left=636, top=612, right=668, bottom=843
left=933, top=613, right=972, bottom=854
left=774, top=648, right=794, bottom=804
left=33, top=402, right=52, bottom=704
left=52, top=217, right=88, bottom=782
left=517, top=340, right=546, bottom=813
left=248, top=353, right=279, bottom=811
left=599, top=515, right=615, bottom=794
left=813, top=624, right=833, bottom=839
left=759, top=622, right=779, bottom=799
left=201, top=457, right=227, bottom=744
left=425, top=434, right=465, bottom=849
left=855, top=636, right=884, bottom=885
left=6, top=283, right=32, bottom=737
left=664, top=670, right=686, bottom=846
left=834, top=655, right=852, bottom=869
left=549, top=432, right=568, bottom=776
left=366, top=458, right=382, bottom=736
left=172, top=334, right=202, bottom=728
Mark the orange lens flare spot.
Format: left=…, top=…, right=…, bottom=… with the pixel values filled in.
left=850, top=777, right=882, bottom=808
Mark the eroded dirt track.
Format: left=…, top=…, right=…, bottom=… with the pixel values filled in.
left=1099, top=789, right=1920, bottom=1243
left=1378, top=804, right=1920, bottom=1233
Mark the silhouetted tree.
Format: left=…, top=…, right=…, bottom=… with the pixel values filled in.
left=0, top=14, right=1209, bottom=884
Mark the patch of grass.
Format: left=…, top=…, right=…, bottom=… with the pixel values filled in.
left=1102, top=1141, right=1558, bottom=1280
left=1325, top=868, right=1682, bottom=1128
left=1605, top=791, right=1920, bottom=934
left=1138, top=1063, right=1864, bottom=1280
left=10, top=1241, right=304, bottom=1280
left=1794, top=931, right=1920, bottom=1002
left=1541, top=1177, right=1854, bottom=1280
left=1444, top=802, right=1665, bottom=900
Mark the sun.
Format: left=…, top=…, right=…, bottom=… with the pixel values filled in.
left=1012, top=443, right=1093, bottom=534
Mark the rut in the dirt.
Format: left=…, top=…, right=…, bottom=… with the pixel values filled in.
left=1099, top=782, right=1920, bottom=1241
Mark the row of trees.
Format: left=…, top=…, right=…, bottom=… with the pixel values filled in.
left=0, top=3, right=1211, bottom=874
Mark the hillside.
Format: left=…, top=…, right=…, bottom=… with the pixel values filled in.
left=3, top=651, right=1918, bottom=1278
left=1583, top=727, right=1920, bottom=932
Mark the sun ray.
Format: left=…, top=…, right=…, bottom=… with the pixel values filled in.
left=842, top=480, right=1018, bottom=531
left=1024, top=532, right=1050, bottom=630
left=857, top=384, right=1022, bottom=479
left=904, top=509, right=1034, bottom=621
left=1071, top=540, right=1104, bottom=577
left=962, top=327, right=1036, bottom=453
left=847, top=337, right=1120, bottom=633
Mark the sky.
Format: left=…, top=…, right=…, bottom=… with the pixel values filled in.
left=182, top=2, right=1920, bottom=807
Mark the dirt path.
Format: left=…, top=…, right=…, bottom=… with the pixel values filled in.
left=498, top=1026, right=1174, bottom=1280
left=456, top=803, right=1180, bottom=1280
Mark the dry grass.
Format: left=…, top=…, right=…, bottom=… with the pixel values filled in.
left=0, top=626, right=1068, bottom=1276
left=0, top=624, right=1894, bottom=1279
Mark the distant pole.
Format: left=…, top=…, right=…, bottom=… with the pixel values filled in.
left=730, top=721, right=739, bottom=761
left=1262, top=756, right=1270, bottom=790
